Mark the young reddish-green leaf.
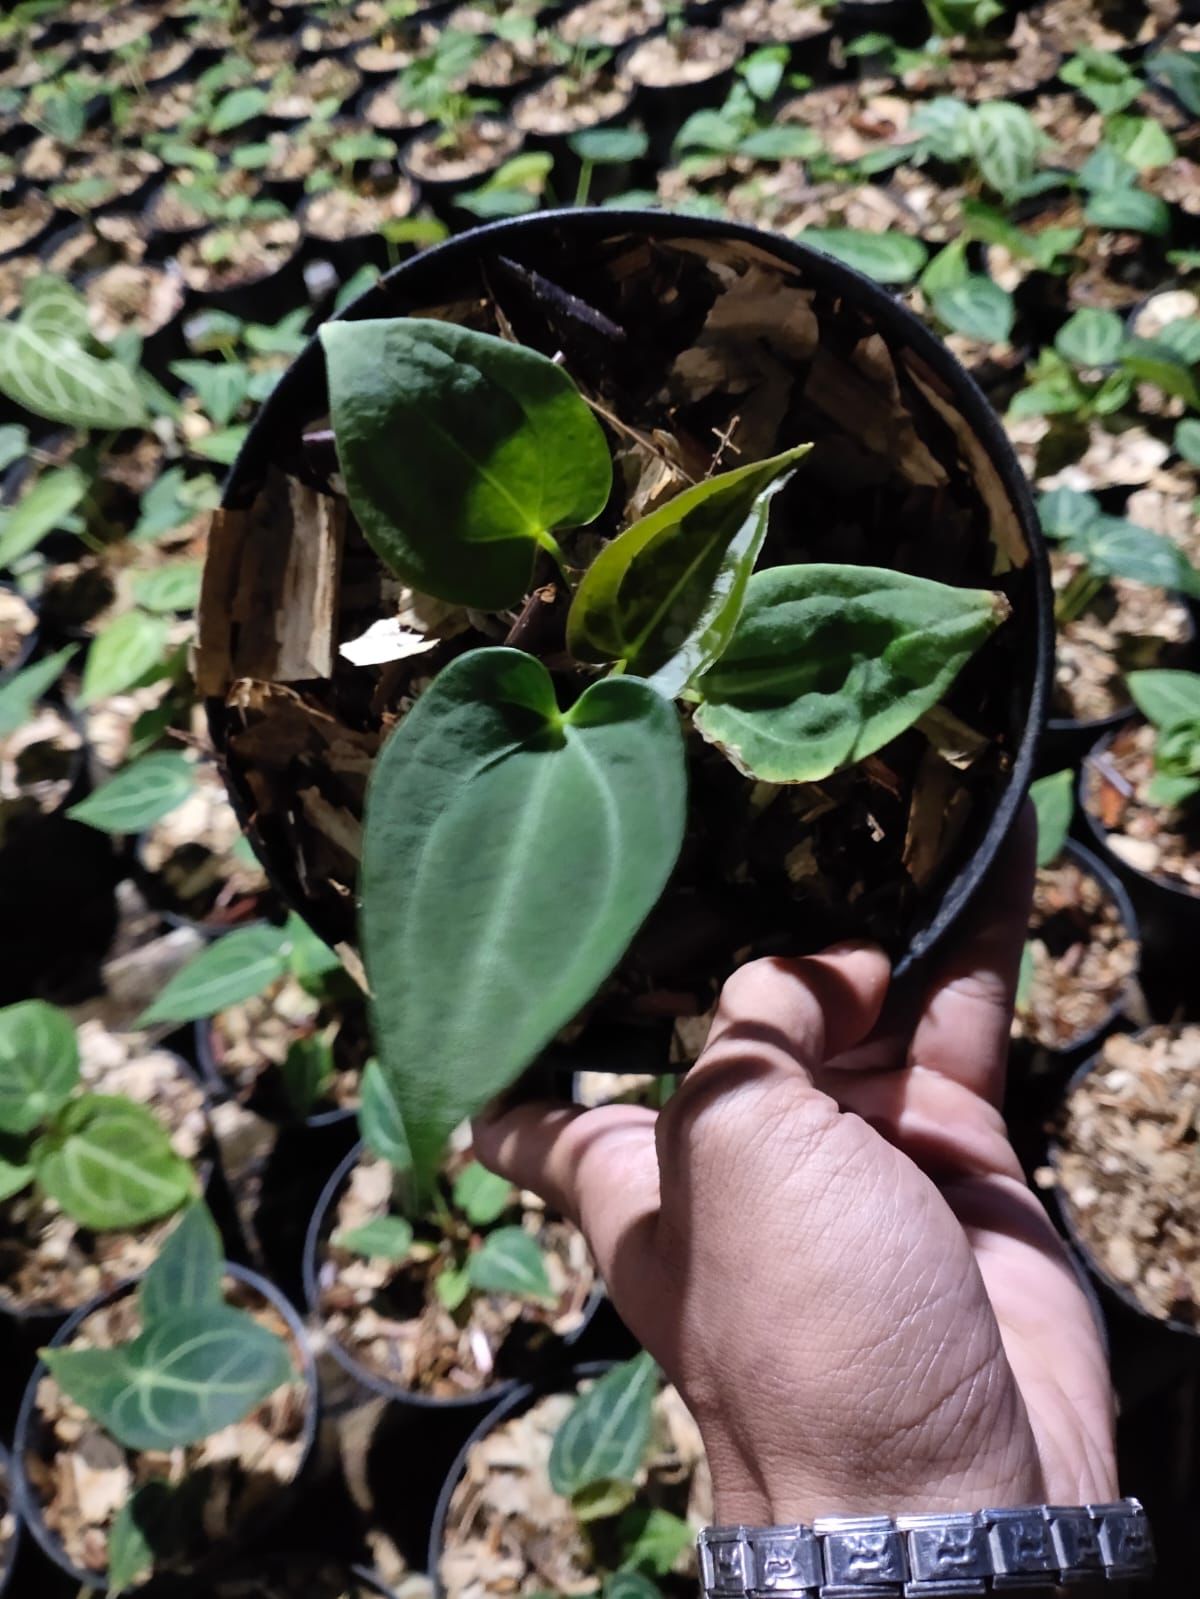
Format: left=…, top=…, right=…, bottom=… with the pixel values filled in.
left=693, top=564, right=1008, bottom=783
left=566, top=445, right=810, bottom=695
left=41, top=1302, right=293, bottom=1451
left=321, top=318, right=612, bottom=609
left=33, top=1093, right=196, bottom=1230
left=549, top=1352, right=658, bottom=1498
left=466, top=1225, right=554, bottom=1301
left=1029, top=769, right=1073, bottom=867
left=0, top=999, right=79, bottom=1136
left=67, top=752, right=196, bottom=835
left=361, top=648, right=686, bottom=1198
left=334, top=1214, right=415, bottom=1260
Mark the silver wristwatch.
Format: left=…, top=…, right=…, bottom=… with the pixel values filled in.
left=698, top=1498, right=1154, bottom=1596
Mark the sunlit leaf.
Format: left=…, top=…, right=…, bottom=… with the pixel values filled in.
left=34, top=1093, right=196, bottom=1230
left=0, top=999, right=79, bottom=1135
left=137, top=924, right=291, bottom=1026
left=549, top=1353, right=658, bottom=1497
left=334, top=1214, right=415, bottom=1260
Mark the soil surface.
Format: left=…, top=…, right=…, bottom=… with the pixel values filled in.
left=560, top=0, right=665, bottom=47
left=305, top=180, right=417, bottom=242
left=140, top=763, right=272, bottom=928
left=317, top=1149, right=595, bottom=1398
left=25, top=1276, right=311, bottom=1577
left=1012, top=857, right=1139, bottom=1050
left=725, top=0, right=828, bottom=41
left=0, top=706, right=82, bottom=823
left=0, top=588, right=36, bottom=671
left=1052, top=1026, right=1200, bottom=1326
left=209, top=977, right=366, bottom=1120
left=1051, top=552, right=1193, bottom=724
left=0, top=1028, right=208, bottom=1313
left=403, top=120, right=523, bottom=185
left=624, top=29, right=742, bottom=88
left=0, top=1457, right=13, bottom=1590
left=178, top=219, right=301, bottom=294
left=440, top=1379, right=711, bottom=1599
left=513, top=73, right=634, bottom=135
left=0, top=192, right=53, bottom=256
left=1084, top=720, right=1200, bottom=894
left=86, top=262, right=185, bottom=342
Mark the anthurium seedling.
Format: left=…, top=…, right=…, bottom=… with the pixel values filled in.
left=1127, top=670, right=1200, bottom=809
left=1017, top=768, right=1075, bottom=1012
left=544, top=1351, right=693, bottom=1595
left=41, top=1203, right=294, bottom=1593
left=1038, top=485, right=1200, bottom=622
left=0, top=1000, right=195, bottom=1229
left=322, top=317, right=1012, bottom=1201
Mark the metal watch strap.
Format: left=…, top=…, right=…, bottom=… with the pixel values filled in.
left=698, top=1498, right=1154, bottom=1597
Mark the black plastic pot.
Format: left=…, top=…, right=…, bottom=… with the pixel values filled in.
left=179, top=230, right=307, bottom=323
left=207, top=208, right=1052, bottom=995
left=194, top=1014, right=359, bottom=1134
left=131, top=824, right=275, bottom=941
left=1039, top=704, right=1133, bottom=777
left=1079, top=725, right=1200, bottom=1011
left=617, top=27, right=741, bottom=164
left=427, top=1361, right=613, bottom=1599
left=509, top=78, right=639, bottom=198
left=13, top=1262, right=320, bottom=1594
left=1050, top=1031, right=1200, bottom=1341
left=835, top=0, right=927, bottom=44
left=398, top=121, right=527, bottom=218
left=0, top=1442, right=21, bottom=1599
left=303, top=1141, right=601, bottom=1412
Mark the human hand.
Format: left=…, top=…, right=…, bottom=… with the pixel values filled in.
left=473, top=813, right=1117, bottom=1524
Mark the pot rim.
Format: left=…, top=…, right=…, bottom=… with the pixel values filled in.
left=13, top=1259, right=321, bottom=1589
left=1079, top=722, right=1200, bottom=908
left=1049, top=1024, right=1200, bottom=1338
left=209, top=206, right=1053, bottom=985
left=426, top=1358, right=616, bottom=1599
left=302, top=1139, right=601, bottom=1410
left=193, top=1013, right=358, bottom=1132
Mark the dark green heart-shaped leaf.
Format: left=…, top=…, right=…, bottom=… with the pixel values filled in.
left=362, top=648, right=686, bottom=1196
left=567, top=445, right=810, bottom=694
left=693, top=564, right=1008, bottom=783
left=1149, top=50, right=1200, bottom=115
left=67, top=753, right=196, bottom=834
left=549, top=1351, right=658, bottom=1498
left=931, top=277, right=1015, bottom=344
left=966, top=101, right=1041, bottom=195
left=140, top=1203, right=225, bottom=1322
left=453, top=1160, right=514, bottom=1226
left=1085, top=188, right=1170, bottom=236
left=1054, top=307, right=1124, bottom=367
left=131, top=561, right=204, bottom=614
left=1038, top=486, right=1100, bottom=540
left=279, top=1034, right=333, bottom=1120
left=1029, top=769, right=1073, bottom=867
left=138, top=924, right=291, bottom=1027
left=0, top=464, right=87, bottom=570
left=466, top=1225, right=554, bottom=1301
left=34, top=1093, right=196, bottom=1230
left=0, top=1000, right=79, bottom=1136
left=322, top=318, right=612, bottom=609
left=1075, top=515, right=1200, bottom=595
left=802, top=229, right=928, bottom=284
left=334, top=1214, right=415, bottom=1260
left=358, top=1060, right=412, bottom=1171
left=604, top=1571, right=665, bottom=1599
left=42, top=1301, right=293, bottom=1451
left=1128, top=670, right=1200, bottom=731
left=1120, top=339, right=1200, bottom=408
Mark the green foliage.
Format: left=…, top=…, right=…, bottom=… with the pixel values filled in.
left=322, top=317, right=612, bottom=608
left=692, top=565, right=1007, bottom=783
left=1029, top=769, right=1073, bottom=867
left=466, top=1225, right=555, bottom=1300
left=137, top=921, right=292, bottom=1027
left=279, top=1035, right=335, bottom=1120
left=334, top=1214, right=415, bottom=1260
left=567, top=446, right=809, bottom=693
left=358, top=1059, right=413, bottom=1170
left=0, top=1001, right=194, bottom=1230
left=929, top=277, right=1014, bottom=344
left=1149, top=51, right=1200, bottom=116
left=67, top=753, right=196, bottom=835
left=1054, top=308, right=1124, bottom=368
left=41, top=1203, right=293, bottom=1452
left=549, top=1353, right=658, bottom=1504
left=1127, top=670, right=1200, bottom=808
left=1059, top=50, right=1143, bottom=115
left=923, top=0, right=1003, bottom=36
left=0, top=646, right=76, bottom=737
left=361, top=649, right=687, bottom=1198
left=0, top=465, right=87, bottom=571
left=618, top=1507, right=695, bottom=1576
left=0, top=277, right=147, bottom=431
left=80, top=611, right=173, bottom=707
left=802, top=229, right=929, bottom=284
left=1038, top=486, right=1200, bottom=605
left=452, top=1161, right=513, bottom=1226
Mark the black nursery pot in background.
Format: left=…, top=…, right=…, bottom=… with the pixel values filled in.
left=201, top=209, right=1052, bottom=1065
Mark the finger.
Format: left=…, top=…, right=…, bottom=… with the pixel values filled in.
left=907, top=800, right=1036, bottom=1107
left=471, top=1099, right=661, bottom=1291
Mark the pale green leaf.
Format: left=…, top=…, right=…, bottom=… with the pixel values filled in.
left=0, top=465, right=87, bottom=569
left=1128, top=670, right=1200, bottom=731
left=435, top=1263, right=471, bottom=1310
left=567, top=445, right=810, bottom=695
left=0, top=646, right=77, bottom=737
left=322, top=318, right=612, bottom=609
left=452, top=1160, right=513, bottom=1226
left=80, top=611, right=172, bottom=706
left=22, top=274, right=90, bottom=342
left=131, top=562, right=204, bottom=614
left=1175, top=419, right=1200, bottom=468
left=1029, top=769, right=1073, bottom=867
left=67, top=753, right=196, bottom=834
left=34, top=1093, right=196, bottom=1230
left=802, top=228, right=928, bottom=284
left=966, top=101, right=1041, bottom=195
left=931, top=277, right=1014, bottom=344
left=108, top=1493, right=155, bottom=1596
left=0, top=424, right=28, bottom=473
left=0, top=320, right=148, bottom=430
left=362, top=649, right=686, bottom=1195
left=1085, top=188, right=1170, bottom=236
left=1054, top=307, right=1124, bottom=368
left=604, top=1572, right=663, bottom=1599
left=693, top=564, right=1008, bottom=783
left=549, top=1352, right=658, bottom=1497
left=466, top=1226, right=554, bottom=1301
left=0, top=999, right=79, bottom=1136
left=334, top=1214, right=415, bottom=1260
left=617, top=1508, right=695, bottom=1576
left=137, top=924, right=291, bottom=1026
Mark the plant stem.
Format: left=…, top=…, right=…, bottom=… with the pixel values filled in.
left=574, top=158, right=593, bottom=207
left=1054, top=568, right=1104, bottom=625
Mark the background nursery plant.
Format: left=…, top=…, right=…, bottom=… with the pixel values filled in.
left=323, top=316, right=1012, bottom=1197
